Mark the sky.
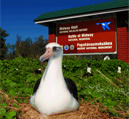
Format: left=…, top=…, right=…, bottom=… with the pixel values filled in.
left=1, top=0, right=116, bottom=45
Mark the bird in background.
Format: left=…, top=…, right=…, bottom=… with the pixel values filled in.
left=96, top=22, right=111, bottom=30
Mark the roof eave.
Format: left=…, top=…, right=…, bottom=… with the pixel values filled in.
left=34, top=7, right=129, bottom=26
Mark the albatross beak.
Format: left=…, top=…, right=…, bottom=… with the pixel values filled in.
left=39, top=48, right=53, bottom=62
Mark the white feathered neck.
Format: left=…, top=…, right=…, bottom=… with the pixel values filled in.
left=42, top=52, right=63, bottom=82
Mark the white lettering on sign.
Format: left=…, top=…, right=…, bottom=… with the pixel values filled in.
left=67, top=33, right=93, bottom=41
left=98, top=46, right=112, bottom=49
left=71, top=25, right=78, bottom=29
left=68, top=39, right=78, bottom=41
left=69, top=29, right=79, bottom=32
left=68, top=35, right=76, bottom=38
left=77, top=42, right=113, bottom=47
left=77, top=47, right=85, bottom=50
left=59, top=31, right=69, bottom=33
left=81, top=33, right=94, bottom=37
left=86, top=47, right=97, bottom=49
left=59, top=26, right=88, bottom=34
left=59, top=27, right=70, bottom=30
left=79, top=28, right=88, bottom=32
left=79, top=38, right=90, bottom=40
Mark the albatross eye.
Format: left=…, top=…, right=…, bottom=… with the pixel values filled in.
left=53, top=47, right=61, bottom=52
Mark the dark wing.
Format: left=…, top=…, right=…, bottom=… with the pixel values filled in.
left=82, top=72, right=93, bottom=78
left=33, top=78, right=41, bottom=94
left=34, top=69, right=41, bottom=74
left=64, top=78, right=78, bottom=101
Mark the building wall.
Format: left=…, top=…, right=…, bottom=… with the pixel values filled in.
left=48, top=23, right=56, bottom=43
left=117, top=27, right=129, bottom=63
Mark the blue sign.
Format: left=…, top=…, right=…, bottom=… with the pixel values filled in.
left=64, top=45, right=69, bottom=50
left=96, top=22, right=111, bottom=30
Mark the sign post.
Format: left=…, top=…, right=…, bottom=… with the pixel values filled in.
left=57, top=18, right=117, bottom=55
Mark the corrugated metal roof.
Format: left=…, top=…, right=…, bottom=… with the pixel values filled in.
left=34, top=0, right=129, bottom=22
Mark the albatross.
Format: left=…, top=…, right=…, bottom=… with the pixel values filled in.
left=30, top=42, right=79, bottom=116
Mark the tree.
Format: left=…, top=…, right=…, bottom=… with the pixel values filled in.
left=5, top=34, right=48, bottom=59
left=0, top=27, right=9, bottom=60
left=32, top=35, right=47, bottom=59
left=6, top=43, right=16, bottom=59
left=15, top=35, right=22, bottom=57
left=15, top=37, right=33, bottom=58
left=23, top=38, right=32, bottom=57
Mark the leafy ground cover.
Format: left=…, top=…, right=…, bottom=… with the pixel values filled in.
left=0, top=56, right=129, bottom=118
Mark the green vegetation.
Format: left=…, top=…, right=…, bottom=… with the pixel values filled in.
left=0, top=56, right=129, bottom=118
left=63, top=57, right=129, bottom=117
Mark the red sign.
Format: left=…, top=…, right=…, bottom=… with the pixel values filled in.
left=57, top=18, right=117, bottom=54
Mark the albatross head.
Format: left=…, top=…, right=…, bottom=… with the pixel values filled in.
left=40, top=42, right=63, bottom=62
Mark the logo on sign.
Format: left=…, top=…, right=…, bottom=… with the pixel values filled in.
left=70, top=45, right=74, bottom=50
left=64, top=45, right=69, bottom=50
left=96, top=22, right=111, bottom=30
